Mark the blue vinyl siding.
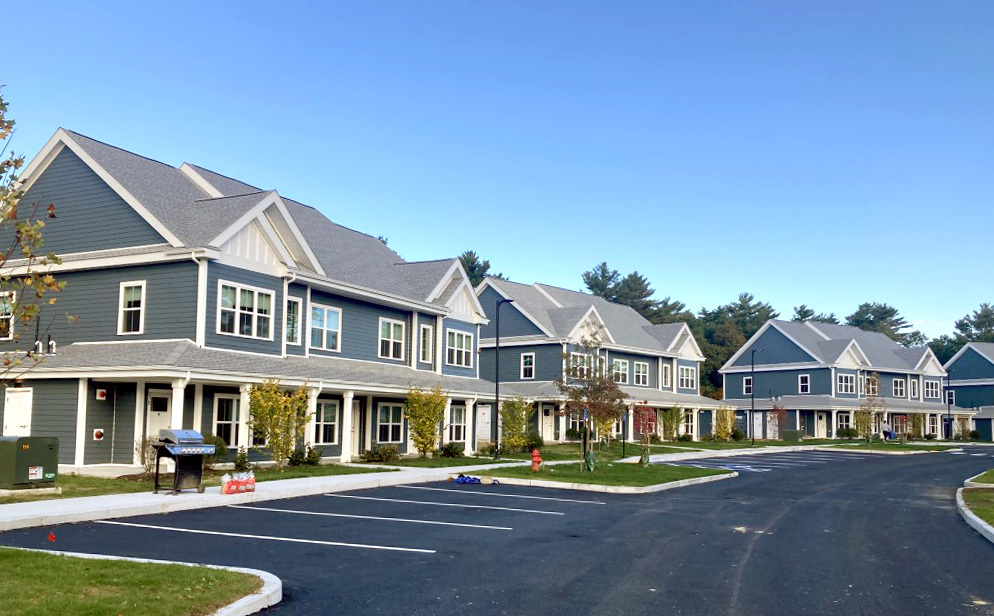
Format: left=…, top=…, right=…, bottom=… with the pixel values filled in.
left=284, top=283, right=308, bottom=357
left=951, top=385, right=994, bottom=409
left=478, top=286, right=544, bottom=339
left=416, top=313, right=437, bottom=371
left=441, top=318, right=477, bottom=378
left=308, top=289, right=411, bottom=364
left=699, top=410, right=713, bottom=437
left=835, top=369, right=859, bottom=399
left=731, top=327, right=818, bottom=367
left=206, top=262, right=284, bottom=355
left=726, top=368, right=832, bottom=400
left=479, top=343, right=563, bottom=383
left=0, top=262, right=198, bottom=353
left=8, top=148, right=166, bottom=253
left=84, top=381, right=136, bottom=465
left=677, top=359, right=700, bottom=394
left=948, top=347, right=994, bottom=381
left=24, top=379, right=79, bottom=465
left=606, top=351, right=657, bottom=388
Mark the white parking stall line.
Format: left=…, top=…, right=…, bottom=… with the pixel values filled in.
left=397, top=485, right=605, bottom=505
left=949, top=451, right=967, bottom=455
left=94, top=520, right=436, bottom=553
left=325, top=494, right=565, bottom=515
left=226, top=504, right=513, bottom=530
left=970, top=453, right=987, bottom=457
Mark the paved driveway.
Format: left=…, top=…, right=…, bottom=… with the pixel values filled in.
left=2, top=451, right=994, bottom=615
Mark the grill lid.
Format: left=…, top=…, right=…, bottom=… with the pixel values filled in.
left=158, top=429, right=206, bottom=445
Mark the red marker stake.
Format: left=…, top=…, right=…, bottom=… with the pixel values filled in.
left=47, top=532, right=56, bottom=542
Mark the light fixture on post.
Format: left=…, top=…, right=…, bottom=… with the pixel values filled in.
left=751, top=348, right=761, bottom=446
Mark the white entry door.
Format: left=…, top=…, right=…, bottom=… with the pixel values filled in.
left=816, top=412, right=828, bottom=438
left=541, top=405, right=555, bottom=439
left=476, top=404, right=492, bottom=442
left=752, top=412, right=764, bottom=439
left=2, top=388, right=33, bottom=436
left=146, top=391, right=172, bottom=440
left=351, top=400, right=362, bottom=455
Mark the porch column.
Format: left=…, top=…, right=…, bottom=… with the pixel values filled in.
left=366, top=395, right=374, bottom=450
left=238, top=384, right=251, bottom=449
left=441, top=397, right=452, bottom=446
left=795, top=410, right=800, bottom=431
left=132, top=381, right=146, bottom=465
left=340, top=390, right=354, bottom=462
left=558, top=408, right=566, bottom=442
left=626, top=406, right=635, bottom=442
left=192, top=383, right=204, bottom=434
left=693, top=409, right=700, bottom=442
left=170, top=380, right=185, bottom=430
left=466, top=398, right=476, bottom=454
left=304, top=386, right=319, bottom=448
left=74, top=378, right=88, bottom=467
left=831, top=409, right=838, bottom=438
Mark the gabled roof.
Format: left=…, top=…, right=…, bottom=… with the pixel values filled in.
left=944, top=341, right=994, bottom=370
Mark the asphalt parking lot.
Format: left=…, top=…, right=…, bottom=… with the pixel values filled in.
left=664, top=449, right=886, bottom=473
left=3, top=450, right=994, bottom=615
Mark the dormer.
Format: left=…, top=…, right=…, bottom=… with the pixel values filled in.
left=426, top=261, right=488, bottom=325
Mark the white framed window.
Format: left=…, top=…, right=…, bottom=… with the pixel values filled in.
left=798, top=374, right=810, bottom=394
left=838, top=411, right=851, bottom=430
left=446, top=330, right=474, bottom=368
left=285, top=297, right=301, bottom=345
left=310, top=304, right=342, bottom=352
left=0, top=292, right=12, bottom=341
left=838, top=374, right=856, bottom=394
left=683, top=412, right=694, bottom=436
left=315, top=400, right=339, bottom=444
left=449, top=405, right=466, bottom=442
left=910, top=379, right=919, bottom=400
left=892, top=378, right=906, bottom=398
left=377, top=403, right=403, bottom=443
left=678, top=366, right=697, bottom=390
left=570, top=353, right=594, bottom=378
left=946, top=390, right=955, bottom=405
left=634, top=362, right=649, bottom=386
left=379, top=317, right=405, bottom=360
left=924, top=380, right=940, bottom=399
left=218, top=281, right=274, bottom=340
left=612, top=359, right=629, bottom=384
left=419, top=324, right=433, bottom=364
left=743, top=376, right=753, bottom=396
left=213, top=394, right=240, bottom=447
left=928, top=414, right=938, bottom=435
left=569, top=413, right=585, bottom=434
left=866, top=375, right=878, bottom=396
left=661, top=364, right=671, bottom=388
left=118, top=281, right=146, bottom=335
left=521, top=353, right=535, bottom=380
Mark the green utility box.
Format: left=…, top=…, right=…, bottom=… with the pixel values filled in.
left=782, top=430, right=803, bottom=443
left=0, top=436, right=58, bottom=489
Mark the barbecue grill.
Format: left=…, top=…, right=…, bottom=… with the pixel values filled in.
left=153, top=429, right=215, bottom=494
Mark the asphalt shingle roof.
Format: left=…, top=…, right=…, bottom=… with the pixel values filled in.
left=762, top=320, right=931, bottom=371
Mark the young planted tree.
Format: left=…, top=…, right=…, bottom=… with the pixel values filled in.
left=856, top=373, right=886, bottom=438
left=713, top=407, right=736, bottom=441
left=852, top=411, right=872, bottom=438
left=405, top=384, right=448, bottom=457
left=633, top=405, right=656, bottom=466
left=499, top=395, right=533, bottom=453
left=557, top=339, right=628, bottom=465
left=909, top=414, right=925, bottom=440
left=770, top=405, right=787, bottom=439
left=659, top=406, right=685, bottom=441
left=248, top=380, right=311, bottom=471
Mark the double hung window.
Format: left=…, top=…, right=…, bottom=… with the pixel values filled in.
left=446, top=330, right=473, bottom=368
left=310, top=304, right=342, bottom=351
left=118, top=282, right=145, bottom=335
left=219, top=282, right=273, bottom=339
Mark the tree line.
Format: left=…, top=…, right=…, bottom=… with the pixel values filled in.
left=459, top=252, right=994, bottom=400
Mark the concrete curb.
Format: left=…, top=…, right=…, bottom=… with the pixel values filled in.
left=615, top=444, right=959, bottom=464
left=815, top=446, right=954, bottom=456
left=1, top=546, right=281, bottom=616
left=956, top=487, right=994, bottom=547
left=964, top=470, right=994, bottom=488
left=457, top=470, right=738, bottom=494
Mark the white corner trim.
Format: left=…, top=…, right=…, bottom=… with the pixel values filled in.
left=531, top=283, right=564, bottom=308
left=178, top=163, right=225, bottom=198
left=74, top=378, right=88, bottom=467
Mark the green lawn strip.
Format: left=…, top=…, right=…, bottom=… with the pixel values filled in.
left=970, top=469, right=994, bottom=485
left=0, top=546, right=260, bottom=616
left=0, top=464, right=388, bottom=505
left=826, top=442, right=956, bottom=452
left=480, top=461, right=730, bottom=487
left=963, top=489, right=994, bottom=526
left=364, top=456, right=513, bottom=468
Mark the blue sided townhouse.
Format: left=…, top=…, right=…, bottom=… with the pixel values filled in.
left=474, top=277, right=719, bottom=443
left=0, top=129, right=496, bottom=471
left=944, top=342, right=994, bottom=441
left=719, top=319, right=971, bottom=439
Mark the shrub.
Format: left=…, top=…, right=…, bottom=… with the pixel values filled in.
left=405, top=385, right=447, bottom=457
left=135, top=437, right=156, bottom=475
left=202, top=433, right=228, bottom=469
left=248, top=380, right=311, bottom=471
left=731, top=428, right=746, bottom=441
left=836, top=427, right=857, bottom=439
left=305, top=444, right=323, bottom=465
left=565, top=428, right=581, bottom=441
left=439, top=442, right=465, bottom=458
left=361, top=443, right=400, bottom=463
left=648, top=434, right=662, bottom=444
left=924, top=433, right=937, bottom=440
left=524, top=431, right=544, bottom=452
left=233, top=447, right=251, bottom=472
left=676, top=434, right=694, bottom=442
left=287, top=448, right=306, bottom=467
left=500, top=396, right=534, bottom=452
left=713, top=407, right=735, bottom=441
left=969, top=430, right=981, bottom=441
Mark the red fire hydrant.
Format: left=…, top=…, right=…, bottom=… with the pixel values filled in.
left=531, top=448, right=543, bottom=472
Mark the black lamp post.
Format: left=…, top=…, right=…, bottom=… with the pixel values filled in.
left=945, top=373, right=952, bottom=440
left=494, top=298, right=514, bottom=460
left=750, top=348, right=760, bottom=446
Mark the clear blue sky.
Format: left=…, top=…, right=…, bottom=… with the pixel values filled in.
left=5, top=1, right=992, bottom=338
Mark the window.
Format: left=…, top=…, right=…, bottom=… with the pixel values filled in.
left=449, top=405, right=466, bottom=441
left=419, top=325, right=433, bottom=364
left=0, top=292, right=11, bottom=341
left=838, top=374, right=856, bottom=394
left=924, top=380, right=940, bottom=399
left=213, top=395, right=240, bottom=447
left=910, top=379, right=919, bottom=400
left=569, top=413, right=586, bottom=434
left=798, top=374, right=810, bottom=394
left=743, top=376, right=753, bottom=396
left=661, top=364, right=671, bottom=388
left=634, top=362, right=649, bottom=386
left=612, top=359, right=629, bottom=384
left=446, top=330, right=473, bottom=368
left=928, top=414, right=938, bottom=435
left=683, top=412, right=694, bottom=436
left=838, top=411, right=851, bottom=431
left=678, top=366, right=697, bottom=390
left=377, top=404, right=403, bottom=443
left=310, top=304, right=342, bottom=351
left=520, top=353, right=535, bottom=380
left=946, top=390, right=956, bottom=405
left=285, top=297, right=301, bottom=345
left=314, top=401, right=339, bottom=444
left=379, top=318, right=405, bottom=360
left=218, top=282, right=273, bottom=339
left=865, top=375, right=878, bottom=396
left=892, top=378, right=906, bottom=398
left=118, top=281, right=146, bottom=335
left=570, top=353, right=594, bottom=378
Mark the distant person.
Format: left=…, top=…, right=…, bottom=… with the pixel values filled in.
left=881, top=421, right=892, bottom=440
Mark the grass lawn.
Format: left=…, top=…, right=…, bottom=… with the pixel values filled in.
left=970, top=470, right=994, bottom=485
left=963, top=488, right=994, bottom=526
left=500, top=442, right=686, bottom=462
left=0, top=463, right=388, bottom=505
left=364, top=456, right=513, bottom=468
left=480, top=461, right=731, bottom=487
left=0, top=546, right=260, bottom=616
left=826, top=441, right=956, bottom=452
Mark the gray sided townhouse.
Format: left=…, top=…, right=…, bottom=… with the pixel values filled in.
left=720, top=319, right=970, bottom=439
left=0, top=129, right=495, bottom=470
left=944, top=342, right=994, bottom=441
left=475, top=277, right=719, bottom=443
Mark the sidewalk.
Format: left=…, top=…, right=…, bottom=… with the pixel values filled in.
left=0, top=460, right=528, bottom=532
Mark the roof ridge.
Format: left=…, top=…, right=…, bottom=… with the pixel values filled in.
left=396, top=258, right=456, bottom=266
left=62, top=128, right=180, bottom=171
left=186, top=163, right=261, bottom=191
left=194, top=190, right=270, bottom=202
left=281, top=196, right=401, bottom=250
